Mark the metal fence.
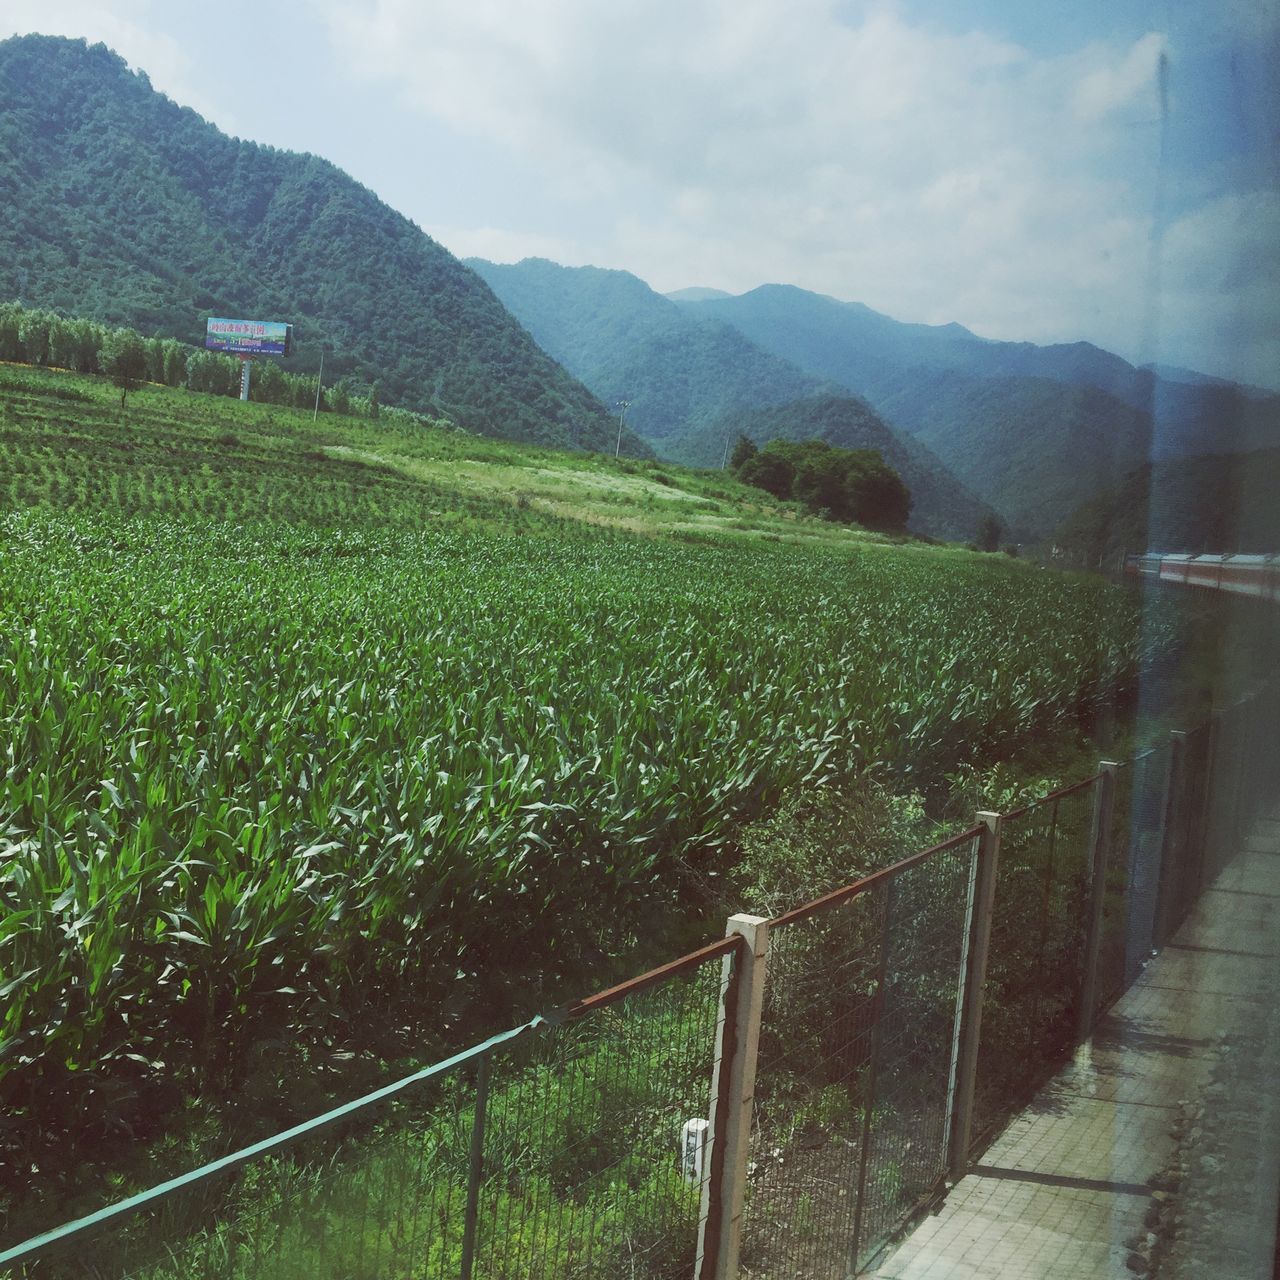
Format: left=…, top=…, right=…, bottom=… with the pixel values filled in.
left=3, top=687, right=1276, bottom=1280
left=966, top=778, right=1097, bottom=1155
left=1091, top=744, right=1169, bottom=1022
left=3, top=939, right=739, bottom=1280
left=738, top=828, right=978, bottom=1278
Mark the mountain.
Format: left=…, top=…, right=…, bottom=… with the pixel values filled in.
left=676, top=285, right=1280, bottom=536
left=871, top=369, right=1155, bottom=536
left=663, top=287, right=733, bottom=302
left=1059, top=448, right=1280, bottom=564
left=666, top=394, right=999, bottom=540
left=0, top=35, right=645, bottom=455
left=468, top=259, right=993, bottom=540
left=673, top=284, right=998, bottom=405
left=466, top=258, right=827, bottom=441
left=1139, top=363, right=1271, bottom=394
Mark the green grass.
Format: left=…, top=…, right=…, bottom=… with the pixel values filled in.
left=0, top=363, right=1172, bottom=1249
left=0, top=362, right=891, bottom=545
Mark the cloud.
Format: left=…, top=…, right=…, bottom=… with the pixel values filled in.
left=315, top=2, right=1187, bottom=352
left=1157, top=191, right=1280, bottom=387
left=13, top=3, right=1270, bottom=384
left=1072, top=32, right=1166, bottom=123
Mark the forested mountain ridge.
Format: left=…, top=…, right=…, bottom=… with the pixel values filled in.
left=679, top=283, right=1280, bottom=433
left=467, top=258, right=993, bottom=540
left=677, top=285, right=1280, bottom=537
left=665, top=395, right=999, bottom=541
left=1058, top=448, right=1280, bottom=566
left=0, top=34, right=645, bottom=454
left=466, top=258, right=829, bottom=441
left=872, top=370, right=1154, bottom=537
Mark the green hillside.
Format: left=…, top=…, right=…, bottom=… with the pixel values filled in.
left=1059, top=448, right=1280, bottom=564
left=666, top=394, right=998, bottom=542
left=0, top=35, right=644, bottom=454
left=677, top=285, right=1280, bottom=536
left=874, top=370, right=1153, bottom=538
left=467, top=258, right=826, bottom=440
left=468, top=259, right=991, bottom=540
left=675, top=283, right=989, bottom=399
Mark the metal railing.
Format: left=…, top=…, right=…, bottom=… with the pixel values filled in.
left=738, top=828, right=978, bottom=1278
left=3, top=687, right=1276, bottom=1279
left=3, top=940, right=739, bottom=1280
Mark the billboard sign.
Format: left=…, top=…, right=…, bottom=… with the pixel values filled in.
left=205, top=317, right=293, bottom=357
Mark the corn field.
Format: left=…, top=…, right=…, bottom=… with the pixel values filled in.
left=0, top=367, right=1172, bottom=1233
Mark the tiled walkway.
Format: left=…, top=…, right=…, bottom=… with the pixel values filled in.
left=871, top=816, right=1280, bottom=1280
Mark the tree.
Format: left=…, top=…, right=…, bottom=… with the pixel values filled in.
left=845, top=452, right=912, bottom=531
left=368, top=381, right=380, bottom=419
left=729, top=434, right=758, bottom=471
left=253, top=359, right=286, bottom=404
left=100, top=328, right=148, bottom=407
left=0, top=304, right=23, bottom=361
left=162, top=341, right=187, bottom=387
left=977, top=514, right=1003, bottom=552
left=17, top=310, right=51, bottom=366
left=791, top=446, right=850, bottom=520
left=738, top=450, right=796, bottom=500
left=144, top=336, right=166, bottom=384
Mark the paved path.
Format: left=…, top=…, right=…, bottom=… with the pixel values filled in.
left=871, top=815, right=1280, bottom=1280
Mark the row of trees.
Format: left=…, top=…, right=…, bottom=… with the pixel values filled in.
left=729, top=436, right=912, bottom=531
left=0, top=301, right=385, bottom=417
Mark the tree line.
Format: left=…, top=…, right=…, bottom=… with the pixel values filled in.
left=0, top=301, right=394, bottom=419
left=729, top=435, right=912, bottom=531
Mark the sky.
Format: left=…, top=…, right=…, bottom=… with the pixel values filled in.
left=5, top=1, right=1279, bottom=387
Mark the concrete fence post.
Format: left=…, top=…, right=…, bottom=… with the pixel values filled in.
left=947, top=812, right=1002, bottom=1182
left=1201, top=708, right=1231, bottom=888
left=695, top=913, right=770, bottom=1280
left=1153, top=731, right=1187, bottom=947
left=1228, top=698, right=1250, bottom=852
left=1076, top=765, right=1119, bottom=1043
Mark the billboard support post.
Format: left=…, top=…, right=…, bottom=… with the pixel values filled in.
left=239, top=357, right=252, bottom=402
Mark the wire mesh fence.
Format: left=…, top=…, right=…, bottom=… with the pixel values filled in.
left=2, top=940, right=736, bottom=1280
left=1091, top=744, right=1170, bottom=1023
left=968, top=778, right=1097, bottom=1156
left=739, top=828, right=980, bottom=1279
left=461, top=951, right=730, bottom=1280
left=1154, top=721, right=1213, bottom=946
left=4, top=686, right=1275, bottom=1280
left=1205, top=687, right=1280, bottom=882
left=1243, top=684, right=1280, bottom=830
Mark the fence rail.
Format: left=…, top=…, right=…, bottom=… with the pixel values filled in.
left=3, top=686, right=1277, bottom=1279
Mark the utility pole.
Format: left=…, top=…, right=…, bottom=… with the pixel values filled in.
left=312, top=348, right=324, bottom=423
left=721, top=435, right=731, bottom=469
left=614, top=400, right=631, bottom=459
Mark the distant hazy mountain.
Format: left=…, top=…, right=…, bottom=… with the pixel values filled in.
left=468, top=259, right=993, bottom=540
left=663, top=287, right=733, bottom=302
left=873, top=369, right=1154, bottom=536
left=674, top=284, right=1280, bottom=537
left=1139, top=363, right=1272, bottom=396
left=666, top=394, right=999, bottom=540
left=1059, top=448, right=1280, bottom=563
left=0, top=34, right=645, bottom=454
left=466, top=258, right=827, bottom=441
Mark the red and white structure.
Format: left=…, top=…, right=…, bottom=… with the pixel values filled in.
left=1125, top=552, right=1280, bottom=601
